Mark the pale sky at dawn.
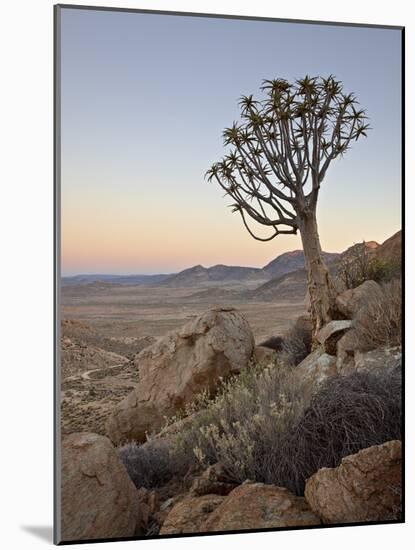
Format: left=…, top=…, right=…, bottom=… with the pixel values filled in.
left=60, top=8, right=402, bottom=276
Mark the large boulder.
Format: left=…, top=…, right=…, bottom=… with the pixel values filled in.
left=202, top=482, right=320, bottom=532
left=354, top=346, right=402, bottom=374
left=336, top=280, right=382, bottom=319
left=159, top=494, right=225, bottom=534
left=304, top=440, right=402, bottom=524
left=336, top=328, right=360, bottom=373
left=295, top=347, right=337, bottom=389
left=106, top=308, right=255, bottom=444
left=160, top=482, right=320, bottom=535
left=337, top=340, right=402, bottom=376
left=60, top=433, right=140, bottom=542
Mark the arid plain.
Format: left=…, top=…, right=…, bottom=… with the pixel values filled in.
left=60, top=273, right=307, bottom=436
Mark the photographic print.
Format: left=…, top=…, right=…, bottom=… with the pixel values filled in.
left=54, top=5, right=404, bottom=544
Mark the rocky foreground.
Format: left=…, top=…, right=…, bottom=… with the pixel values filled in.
left=59, top=277, right=402, bottom=542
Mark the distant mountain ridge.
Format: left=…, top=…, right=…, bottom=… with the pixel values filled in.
left=160, top=264, right=268, bottom=287
left=61, top=273, right=172, bottom=286
left=61, top=230, right=401, bottom=302
left=263, top=250, right=340, bottom=278
left=248, top=231, right=401, bottom=302
left=62, top=248, right=340, bottom=288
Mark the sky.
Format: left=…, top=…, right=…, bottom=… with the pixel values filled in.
left=60, top=8, right=402, bottom=276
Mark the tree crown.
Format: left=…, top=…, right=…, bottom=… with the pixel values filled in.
left=206, top=75, right=369, bottom=241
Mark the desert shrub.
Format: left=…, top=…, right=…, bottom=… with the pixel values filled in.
left=259, top=336, right=284, bottom=352
left=281, top=319, right=312, bottom=365
left=277, top=368, right=402, bottom=494
left=369, top=257, right=401, bottom=283
left=336, top=242, right=401, bottom=290
left=174, top=363, right=312, bottom=484
left=175, top=365, right=401, bottom=496
left=260, top=318, right=312, bottom=366
left=118, top=439, right=191, bottom=489
left=354, top=278, right=402, bottom=350
left=337, top=242, right=373, bottom=290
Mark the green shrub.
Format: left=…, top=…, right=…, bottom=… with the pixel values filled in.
left=368, top=258, right=400, bottom=283
left=336, top=242, right=401, bottom=290
left=174, top=363, right=312, bottom=484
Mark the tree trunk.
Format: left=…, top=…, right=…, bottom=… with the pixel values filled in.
left=298, top=210, right=336, bottom=343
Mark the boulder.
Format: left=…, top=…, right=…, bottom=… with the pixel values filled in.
left=317, top=320, right=353, bottom=355
left=354, top=346, right=402, bottom=374
left=295, top=347, right=337, bottom=389
left=60, top=432, right=140, bottom=542
left=336, top=328, right=360, bottom=373
left=337, top=341, right=402, bottom=376
left=202, top=482, right=320, bottom=531
left=336, top=280, right=382, bottom=319
left=159, top=494, right=225, bottom=534
left=106, top=308, right=255, bottom=444
left=304, top=440, right=402, bottom=524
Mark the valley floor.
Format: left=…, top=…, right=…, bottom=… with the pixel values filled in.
left=60, top=283, right=306, bottom=436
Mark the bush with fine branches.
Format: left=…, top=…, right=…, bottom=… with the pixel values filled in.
left=118, top=439, right=192, bottom=489
left=276, top=368, right=402, bottom=494
left=175, top=366, right=401, bottom=495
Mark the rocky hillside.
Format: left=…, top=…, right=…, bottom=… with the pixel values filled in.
left=247, top=268, right=309, bottom=302
left=61, top=319, right=155, bottom=360
left=248, top=231, right=401, bottom=302
left=60, top=278, right=402, bottom=540
left=263, top=250, right=339, bottom=278
left=373, top=230, right=401, bottom=264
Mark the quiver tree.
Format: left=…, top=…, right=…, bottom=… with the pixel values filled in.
left=206, top=75, right=369, bottom=340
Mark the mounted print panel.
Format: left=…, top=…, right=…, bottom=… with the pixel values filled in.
left=54, top=4, right=404, bottom=545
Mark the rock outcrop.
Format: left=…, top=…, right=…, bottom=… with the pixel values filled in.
left=60, top=432, right=139, bottom=541
left=203, top=482, right=320, bottom=531
left=304, top=440, right=402, bottom=524
left=160, top=482, right=320, bottom=534
left=159, top=494, right=225, bottom=534
left=336, top=280, right=382, bottom=319
left=337, top=337, right=401, bottom=375
left=295, top=347, right=337, bottom=389
left=354, top=346, right=402, bottom=374
left=106, top=308, right=255, bottom=444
